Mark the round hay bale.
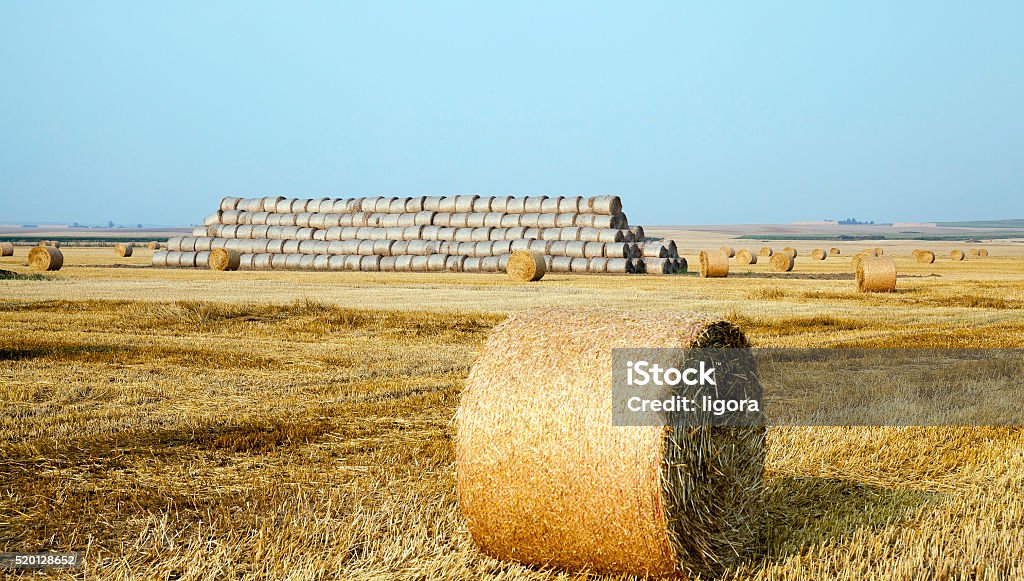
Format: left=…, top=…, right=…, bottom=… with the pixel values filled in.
left=539, top=197, right=563, bottom=213
left=425, top=254, right=447, bottom=272
left=220, top=196, right=241, bottom=212
left=968, top=248, right=981, bottom=257
left=522, top=196, right=548, bottom=213
left=915, top=250, right=935, bottom=264
left=562, top=241, right=586, bottom=258
left=950, top=249, right=965, bottom=261
left=769, top=253, right=795, bottom=272
left=488, top=196, right=510, bottom=213
left=389, top=198, right=409, bottom=213
left=470, top=197, right=492, bottom=213
left=456, top=309, right=761, bottom=578
left=499, top=214, right=522, bottom=228
left=552, top=213, right=575, bottom=228
left=828, top=247, right=840, bottom=256
left=28, top=246, right=62, bottom=272
left=392, top=255, right=412, bottom=272
left=632, top=258, right=646, bottom=274
left=462, top=256, right=482, bottom=273
left=535, top=214, right=557, bottom=228
left=782, top=247, right=797, bottom=258
left=147, top=241, right=160, bottom=250
left=557, top=196, right=581, bottom=214
left=491, top=240, right=513, bottom=255
left=0, top=242, right=14, bottom=256
left=435, top=197, right=457, bottom=213
left=502, top=197, right=525, bottom=213
left=115, top=243, right=133, bottom=257
left=527, top=240, right=551, bottom=255
left=979, top=249, right=989, bottom=257
left=698, top=250, right=729, bottom=278
left=735, top=250, right=756, bottom=265
left=588, top=257, right=609, bottom=273
left=604, top=243, right=631, bottom=259
left=479, top=256, right=502, bottom=272
left=548, top=241, right=568, bottom=256
left=466, top=213, right=487, bottom=228
left=629, top=244, right=642, bottom=259
left=470, top=228, right=493, bottom=242
left=630, top=226, right=645, bottom=240
left=596, top=229, right=625, bottom=243
left=604, top=257, right=631, bottom=273
left=445, top=255, right=466, bottom=272
left=312, top=255, right=330, bottom=271
left=810, top=249, right=827, bottom=261
left=720, top=246, right=735, bottom=258
left=582, top=241, right=605, bottom=258
left=675, top=257, right=687, bottom=273
left=566, top=257, right=587, bottom=273
left=874, top=248, right=884, bottom=256
left=506, top=250, right=546, bottom=281
left=454, top=195, right=480, bottom=213
left=644, top=257, right=672, bottom=274
left=856, top=256, right=897, bottom=292
left=360, top=255, right=381, bottom=271
left=151, top=250, right=168, bottom=266
left=548, top=256, right=573, bottom=272
left=585, top=195, right=622, bottom=214
left=378, top=256, right=397, bottom=272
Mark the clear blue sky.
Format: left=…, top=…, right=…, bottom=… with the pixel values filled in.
left=1, top=1, right=1021, bottom=226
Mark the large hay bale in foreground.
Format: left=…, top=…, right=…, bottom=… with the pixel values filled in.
left=0, top=242, right=13, bottom=256
left=758, top=247, right=773, bottom=257
left=769, top=253, right=794, bottom=272
left=456, top=309, right=764, bottom=578
left=735, top=250, right=756, bottom=265
left=915, top=250, right=935, bottom=264
left=209, top=248, right=241, bottom=271
left=506, top=250, right=545, bottom=282
left=950, top=249, right=965, bottom=261
left=698, top=250, right=728, bottom=278
left=29, top=246, right=63, bottom=271
left=114, top=243, right=133, bottom=257
left=810, top=248, right=826, bottom=260
left=856, top=256, right=897, bottom=292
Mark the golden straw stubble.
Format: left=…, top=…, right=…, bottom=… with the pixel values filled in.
left=208, top=248, right=241, bottom=271
left=28, top=246, right=63, bottom=271
left=505, top=250, right=546, bottom=282
left=698, top=250, right=729, bottom=277
left=769, top=253, right=794, bottom=272
left=856, top=256, right=897, bottom=292
left=455, top=308, right=764, bottom=578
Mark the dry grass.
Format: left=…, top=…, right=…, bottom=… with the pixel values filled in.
left=0, top=245, right=1023, bottom=579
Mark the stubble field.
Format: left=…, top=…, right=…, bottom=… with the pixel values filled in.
left=1, top=239, right=1022, bottom=579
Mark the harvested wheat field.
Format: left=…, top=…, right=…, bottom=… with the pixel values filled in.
left=1, top=241, right=1023, bottom=580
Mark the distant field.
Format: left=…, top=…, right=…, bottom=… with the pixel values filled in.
left=1, top=240, right=1023, bottom=579
left=937, top=218, right=1024, bottom=228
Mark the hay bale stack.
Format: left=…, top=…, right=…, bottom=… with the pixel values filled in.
left=506, top=251, right=546, bottom=282
left=758, top=247, right=772, bottom=257
left=698, top=250, right=729, bottom=278
left=644, top=257, right=672, bottom=274
left=782, top=247, right=797, bottom=258
left=28, top=246, right=63, bottom=271
left=950, top=249, right=965, bottom=261
left=856, top=256, right=897, bottom=292
left=769, top=253, right=794, bottom=272
left=676, top=257, right=687, bottom=273
left=734, top=250, right=756, bottom=265
left=828, top=247, right=840, bottom=256
left=810, top=249, right=826, bottom=261
left=114, top=243, right=133, bottom=257
left=0, top=242, right=13, bottom=256
left=209, top=248, right=241, bottom=271
left=720, top=246, right=735, bottom=258
left=456, top=309, right=763, bottom=578
left=915, top=250, right=935, bottom=264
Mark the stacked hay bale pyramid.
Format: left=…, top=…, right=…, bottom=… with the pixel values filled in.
left=155, top=195, right=683, bottom=274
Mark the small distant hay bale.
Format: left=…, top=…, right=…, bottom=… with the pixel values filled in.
left=29, top=246, right=63, bottom=271
left=874, top=248, right=884, bottom=256
left=719, top=246, right=735, bottom=258
left=782, top=247, right=797, bottom=258
left=455, top=309, right=763, bottom=578
left=758, top=247, right=773, bottom=257
left=915, top=250, right=935, bottom=264
left=968, top=248, right=981, bottom=257
left=209, top=248, right=241, bottom=271
left=147, top=241, right=160, bottom=250
left=979, top=249, right=989, bottom=257
left=856, top=256, right=897, bottom=292
left=0, top=242, right=13, bottom=256
left=735, top=250, right=757, bottom=265
left=810, top=249, right=826, bottom=261
left=698, top=250, right=729, bottom=278
left=769, top=253, right=794, bottom=272
left=114, top=243, right=133, bottom=257
left=828, top=247, right=840, bottom=256
left=950, top=249, right=965, bottom=261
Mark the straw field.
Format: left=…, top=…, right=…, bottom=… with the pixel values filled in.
left=1, top=241, right=1023, bottom=580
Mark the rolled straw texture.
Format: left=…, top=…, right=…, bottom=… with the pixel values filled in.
left=811, top=249, right=827, bottom=260
left=856, top=256, right=897, bottom=292
left=456, top=308, right=763, bottom=578
left=0, top=242, right=13, bottom=256
left=916, top=250, right=935, bottom=264
left=758, top=247, right=773, bottom=257
left=698, top=250, right=729, bottom=278
left=209, top=248, right=241, bottom=271
left=28, top=246, right=63, bottom=271
left=735, top=250, right=756, bottom=265
left=769, top=253, right=794, bottom=272
left=115, top=243, right=133, bottom=257
left=950, top=249, right=965, bottom=261
left=828, top=247, right=840, bottom=256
